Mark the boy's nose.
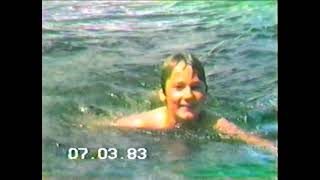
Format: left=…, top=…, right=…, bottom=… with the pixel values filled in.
left=183, top=86, right=194, bottom=100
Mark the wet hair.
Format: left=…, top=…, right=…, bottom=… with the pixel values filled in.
left=160, top=52, right=208, bottom=94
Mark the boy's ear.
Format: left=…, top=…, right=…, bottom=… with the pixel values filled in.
left=158, top=89, right=166, bottom=102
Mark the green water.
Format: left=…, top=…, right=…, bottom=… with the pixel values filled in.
left=42, top=1, right=277, bottom=179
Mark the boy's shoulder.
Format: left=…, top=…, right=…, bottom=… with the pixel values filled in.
left=128, top=106, right=167, bottom=129
left=121, top=106, right=164, bottom=119
left=140, top=106, right=166, bottom=120
left=144, top=106, right=167, bottom=125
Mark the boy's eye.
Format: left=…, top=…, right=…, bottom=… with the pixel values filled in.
left=174, top=84, right=185, bottom=90
left=191, top=85, right=200, bottom=90
left=191, top=84, right=204, bottom=91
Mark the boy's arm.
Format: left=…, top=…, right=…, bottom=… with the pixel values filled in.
left=213, top=118, right=277, bottom=155
left=85, top=114, right=145, bottom=130
left=110, top=115, right=145, bottom=128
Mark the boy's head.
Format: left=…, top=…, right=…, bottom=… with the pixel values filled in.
left=159, top=52, right=208, bottom=122
left=160, top=52, right=208, bottom=95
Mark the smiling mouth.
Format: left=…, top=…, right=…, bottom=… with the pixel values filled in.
left=180, top=105, right=193, bottom=110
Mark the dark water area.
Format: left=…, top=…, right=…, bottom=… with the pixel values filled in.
left=43, top=1, right=277, bottom=179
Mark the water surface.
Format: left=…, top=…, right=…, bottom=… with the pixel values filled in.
left=42, top=1, right=277, bottom=179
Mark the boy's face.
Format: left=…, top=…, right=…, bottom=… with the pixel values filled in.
left=164, top=61, right=207, bottom=122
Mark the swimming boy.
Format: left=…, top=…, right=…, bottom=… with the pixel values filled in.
left=96, top=52, right=277, bottom=155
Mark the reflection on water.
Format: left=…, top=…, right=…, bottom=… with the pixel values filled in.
left=43, top=0, right=277, bottom=179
